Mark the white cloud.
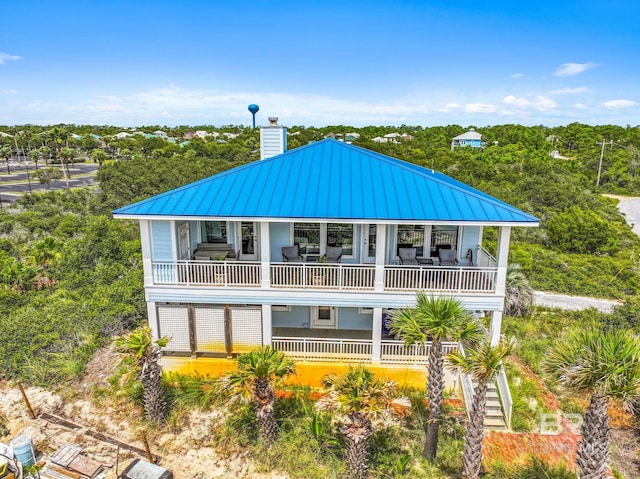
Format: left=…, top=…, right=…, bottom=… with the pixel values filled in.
left=553, top=62, right=597, bottom=77
left=511, top=73, right=524, bottom=79
left=0, top=52, right=21, bottom=65
left=573, top=103, right=588, bottom=110
left=1, top=89, right=19, bottom=95
left=464, top=103, right=496, bottom=113
left=502, top=95, right=557, bottom=111
left=548, top=87, right=589, bottom=95
left=601, top=99, right=636, bottom=109
left=435, top=102, right=462, bottom=112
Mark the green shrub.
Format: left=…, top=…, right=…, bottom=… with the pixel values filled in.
left=546, top=207, right=618, bottom=254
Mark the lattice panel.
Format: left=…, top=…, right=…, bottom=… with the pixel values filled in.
left=194, top=306, right=226, bottom=353
left=157, top=305, right=190, bottom=352
left=231, top=306, right=263, bottom=353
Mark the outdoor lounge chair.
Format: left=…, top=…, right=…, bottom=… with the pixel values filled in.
left=323, top=246, right=343, bottom=263
left=282, top=245, right=303, bottom=262
left=438, top=248, right=458, bottom=266
left=398, top=247, right=418, bottom=265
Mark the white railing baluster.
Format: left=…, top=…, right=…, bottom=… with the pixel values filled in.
left=152, top=261, right=496, bottom=293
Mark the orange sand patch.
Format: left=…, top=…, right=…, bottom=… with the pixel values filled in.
left=161, top=356, right=429, bottom=389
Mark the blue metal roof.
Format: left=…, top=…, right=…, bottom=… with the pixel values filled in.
left=113, top=139, right=538, bottom=224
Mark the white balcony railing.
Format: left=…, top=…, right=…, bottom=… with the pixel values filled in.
left=380, top=340, right=459, bottom=365
left=384, top=266, right=497, bottom=293
left=152, top=261, right=261, bottom=287
left=151, top=261, right=497, bottom=293
left=272, top=337, right=372, bottom=362
left=273, top=337, right=459, bottom=365
left=270, top=263, right=375, bottom=290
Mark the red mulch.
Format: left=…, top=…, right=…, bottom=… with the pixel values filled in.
left=483, top=416, right=580, bottom=469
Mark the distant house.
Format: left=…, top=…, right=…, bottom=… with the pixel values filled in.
left=194, top=130, right=210, bottom=139
left=115, top=132, right=131, bottom=139
left=223, top=132, right=239, bottom=139
left=154, top=130, right=168, bottom=138
left=344, top=132, right=360, bottom=143
left=451, top=129, right=484, bottom=151
left=401, top=133, right=414, bottom=141
left=183, top=131, right=197, bottom=140
left=372, top=136, right=387, bottom=143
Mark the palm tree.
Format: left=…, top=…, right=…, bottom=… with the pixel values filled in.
left=504, top=264, right=533, bottom=317
left=320, top=367, right=396, bottom=479
left=31, top=237, right=62, bottom=269
left=114, top=326, right=169, bottom=423
left=447, top=338, right=514, bottom=479
left=0, top=259, right=40, bottom=293
left=224, top=346, right=295, bottom=443
left=1, top=145, right=12, bottom=174
left=48, top=127, right=70, bottom=188
left=544, top=329, right=640, bottom=479
left=388, top=292, right=483, bottom=459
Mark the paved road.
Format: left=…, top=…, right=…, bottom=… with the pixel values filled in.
left=0, top=162, right=98, bottom=206
left=613, top=196, right=640, bottom=237
left=532, top=291, right=620, bottom=313
left=532, top=195, right=640, bottom=313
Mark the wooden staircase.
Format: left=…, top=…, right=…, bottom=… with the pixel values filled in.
left=482, top=381, right=507, bottom=431
left=460, top=374, right=509, bottom=431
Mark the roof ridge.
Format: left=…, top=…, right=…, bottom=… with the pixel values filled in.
left=334, top=140, right=534, bottom=219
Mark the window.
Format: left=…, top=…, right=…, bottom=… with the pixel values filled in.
left=358, top=307, right=373, bottom=315
left=431, top=226, right=458, bottom=256
left=293, top=223, right=355, bottom=257
left=397, top=225, right=425, bottom=257
left=202, top=221, right=227, bottom=243
left=294, top=223, right=321, bottom=254
left=272, top=305, right=291, bottom=312
left=327, top=223, right=354, bottom=256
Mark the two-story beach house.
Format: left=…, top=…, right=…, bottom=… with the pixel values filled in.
left=451, top=128, right=484, bottom=151
left=114, top=121, right=538, bottom=428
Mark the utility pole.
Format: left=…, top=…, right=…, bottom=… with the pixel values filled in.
left=595, top=139, right=613, bottom=187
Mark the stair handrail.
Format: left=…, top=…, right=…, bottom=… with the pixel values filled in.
left=457, top=340, right=511, bottom=430
left=457, top=342, right=475, bottom=421
left=495, top=366, right=512, bottom=429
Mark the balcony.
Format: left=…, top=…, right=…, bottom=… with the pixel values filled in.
left=151, top=259, right=497, bottom=294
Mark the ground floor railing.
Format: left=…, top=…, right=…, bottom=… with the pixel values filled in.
left=272, top=337, right=372, bottom=362
left=380, top=340, right=459, bottom=365
left=273, top=337, right=459, bottom=365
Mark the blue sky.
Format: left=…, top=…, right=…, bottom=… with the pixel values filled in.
left=0, top=0, right=638, bottom=127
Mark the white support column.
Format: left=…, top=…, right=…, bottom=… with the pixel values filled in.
left=372, top=307, right=383, bottom=364
left=491, top=225, right=511, bottom=346
left=489, top=310, right=503, bottom=346
left=374, top=224, right=387, bottom=292
left=147, top=301, right=160, bottom=340
left=139, top=220, right=154, bottom=287
left=494, top=226, right=511, bottom=297
left=169, top=220, right=177, bottom=260
left=262, top=304, right=272, bottom=346
left=259, top=221, right=271, bottom=289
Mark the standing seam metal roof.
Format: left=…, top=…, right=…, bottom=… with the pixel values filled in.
left=113, top=139, right=538, bottom=224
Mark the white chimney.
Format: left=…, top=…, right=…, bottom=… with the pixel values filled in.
left=260, top=117, right=287, bottom=159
